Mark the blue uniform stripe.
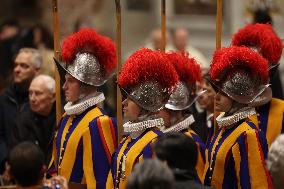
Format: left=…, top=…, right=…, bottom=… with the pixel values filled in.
left=258, top=101, right=270, bottom=135
left=69, top=140, right=84, bottom=182
left=111, top=137, right=129, bottom=185
left=56, top=115, right=70, bottom=166
left=58, top=113, right=85, bottom=166
left=191, top=132, right=206, bottom=161
left=142, top=143, right=153, bottom=159
left=247, top=122, right=268, bottom=158
left=222, top=157, right=238, bottom=189
left=113, top=129, right=156, bottom=187
left=204, top=127, right=235, bottom=186
left=110, top=117, right=118, bottom=143
left=207, top=128, right=222, bottom=162
left=238, top=134, right=251, bottom=189
left=90, top=118, right=110, bottom=189
left=152, top=130, right=163, bottom=136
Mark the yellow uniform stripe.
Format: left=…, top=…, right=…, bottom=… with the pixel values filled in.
left=59, top=107, right=103, bottom=180
left=232, top=143, right=241, bottom=189
left=114, top=138, right=131, bottom=188
left=246, top=130, right=269, bottom=189
left=48, top=113, right=67, bottom=170
left=121, top=131, right=158, bottom=189
left=60, top=116, right=74, bottom=156
left=266, top=98, right=284, bottom=147
left=105, top=171, right=113, bottom=189
left=202, top=150, right=209, bottom=184
left=99, top=116, right=115, bottom=156
left=83, top=128, right=97, bottom=189
left=249, top=114, right=258, bottom=127
left=48, top=139, right=56, bottom=169
left=202, top=129, right=223, bottom=182
left=211, top=123, right=251, bottom=188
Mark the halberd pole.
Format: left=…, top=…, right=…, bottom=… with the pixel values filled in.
left=52, top=0, right=62, bottom=124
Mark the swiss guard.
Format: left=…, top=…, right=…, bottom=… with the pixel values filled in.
left=203, top=46, right=273, bottom=189
left=163, top=51, right=205, bottom=181
left=232, top=23, right=284, bottom=147
left=107, top=48, right=179, bottom=189
left=50, top=28, right=117, bottom=189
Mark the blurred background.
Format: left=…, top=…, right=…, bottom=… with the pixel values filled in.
left=1, top=0, right=284, bottom=113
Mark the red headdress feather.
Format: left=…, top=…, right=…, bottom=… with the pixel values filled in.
left=118, top=48, right=178, bottom=93
left=167, top=51, right=202, bottom=84
left=232, top=24, right=283, bottom=64
left=61, top=28, right=116, bottom=75
left=210, top=46, right=269, bottom=82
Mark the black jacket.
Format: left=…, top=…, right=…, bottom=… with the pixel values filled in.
left=0, top=84, right=29, bottom=171
left=11, top=104, right=56, bottom=165
left=186, top=103, right=209, bottom=143
left=174, top=170, right=212, bottom=189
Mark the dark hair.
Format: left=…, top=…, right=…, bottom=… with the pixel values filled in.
left=126, top=159, right=175, bottom=189
left=33, top=24, right=54, bottom=49
left=8, top=142, right=45, bottom=186
left=0, top=19, right=19, bottom=32
left=253, top=9, right=273, bottom=25
left=154, top=133, right=198, bottom=171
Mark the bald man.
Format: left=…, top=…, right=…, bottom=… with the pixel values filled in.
left=11, top=75, right=56, bottom=165
left=173, top=27, right=208, bottom=72
left=145, top=28, right=174, bottom=51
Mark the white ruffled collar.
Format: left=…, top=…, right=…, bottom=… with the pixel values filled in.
left=123, top=118, right=164, bottom=135
left=64, top=92, right=105, bottom=115
left=216, top=107, right=256, bottom=128
left=163, top=115, right=195, bottom=133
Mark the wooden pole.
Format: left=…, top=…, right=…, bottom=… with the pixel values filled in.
left=216, top=0, right=222, bottom=50
left=52, top=0, right=62, bottom=124
left=115, top=0, right=123, bottom=142
left=214, top=0, right=222, bottom=133
left=161, top=0, right=166, bottom=52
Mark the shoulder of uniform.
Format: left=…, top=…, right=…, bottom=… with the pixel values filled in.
left=88, top=115, right=115, bottom=128
left=271, top=98, right=284, bottom=105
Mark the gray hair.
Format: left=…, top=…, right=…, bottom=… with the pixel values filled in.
left=126, top=159, right=175, bottom=189
left=32, top=74, right=55, bottom=94
left=267, top=134, right=284, bottom=189
left=19, top=48, right=42, bottom=69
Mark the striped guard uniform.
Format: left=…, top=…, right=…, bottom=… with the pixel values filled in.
left=183, top=129, right=206, bottom=182
left=50, top=106, right=117, bottom=189
left=250, top=98, right=284, bottom=147
left=106, top=129, right=161, bottom=189
left=203, top=119, right=273, bottom=189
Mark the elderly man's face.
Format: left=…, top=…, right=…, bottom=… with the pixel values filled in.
left=29, top=79, right=55, bottom=116
left=14, top=52, right=38, bottom=84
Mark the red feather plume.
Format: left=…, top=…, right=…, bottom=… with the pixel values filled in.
left=61, top=28, right=116, bottom=75
left=118, top=48, right=178, bottom=93
left=232, top=24, right=283, bottom=64
left=167, top=51, right=202, bottom=84
left=210, top=46, right=269, bottom=83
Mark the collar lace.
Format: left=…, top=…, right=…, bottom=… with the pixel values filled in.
left=216, top=107, right=256, bottom=128
left=64, top=92, right=105, bottom=115
left=123, top=118, right=164, bottom=133
left=163, top=115, right=195, bottom=133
